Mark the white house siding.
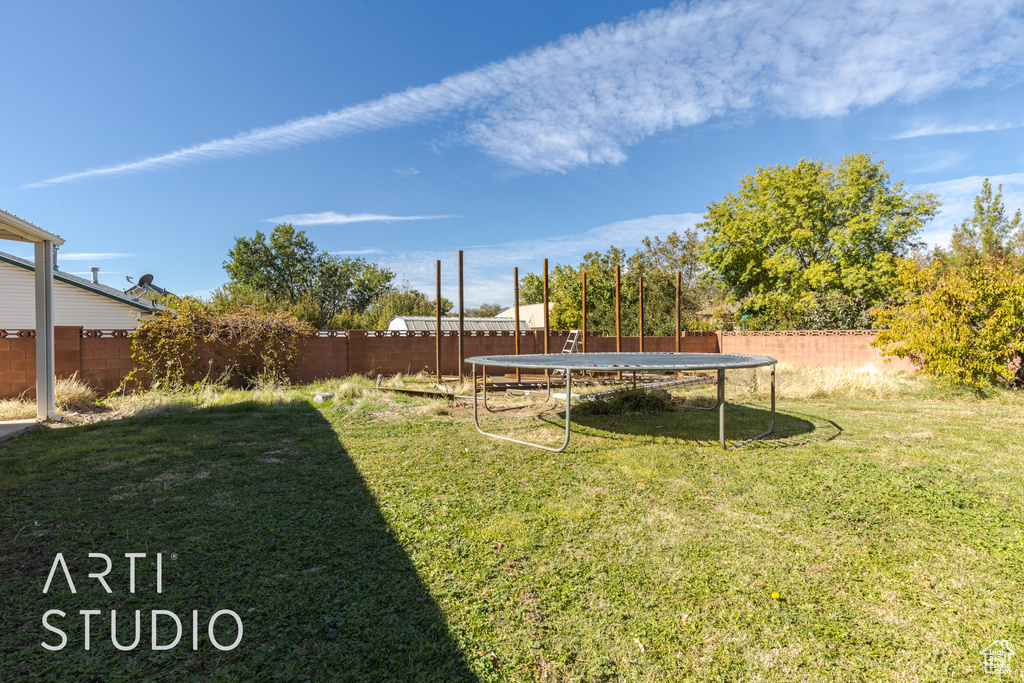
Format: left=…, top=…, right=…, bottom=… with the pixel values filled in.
left=0, top=259, right=149, bottom=329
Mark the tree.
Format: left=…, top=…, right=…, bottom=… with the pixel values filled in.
left=466, top=303, right=504, bottom=317
left=944, top=179, right=1023, bottom=270
left=699, top=153, right=939, bottom=328
left=873, top=260, right=1024, bottom=387
left=873, top=182, right=1024, bottom=387
left=359, top=283, right=453, bottom=330
left=223, top=224, right=395, bottom=328
left=519, top=229, right=713, bottom=336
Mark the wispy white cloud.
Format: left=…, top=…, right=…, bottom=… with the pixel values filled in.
left=57, top=252, right=135, bottom=260
left=27, top=0, right=1024, bottom=186
left=912, top=172, right=1024, bottom=247
left=379, top=213, right=701, bottom=305
left=909, top=151, right=969, bottom=174
left=889, top=120, right=1024, bottom=140
left=265, top=212, right=459, bottom=226
left=329, top=248, right=385, bottom=256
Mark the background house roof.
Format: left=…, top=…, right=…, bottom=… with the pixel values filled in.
left=0, top=250, right=163, bottom=313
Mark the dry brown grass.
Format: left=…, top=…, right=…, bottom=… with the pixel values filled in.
left=725, top=363, right=924, bottom=400
left=0, top=373, right=99, bottom=420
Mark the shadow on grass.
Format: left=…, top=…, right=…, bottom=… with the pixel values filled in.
left=0, top=399, right=476, bottom=682
left=560, top=402, right=830, bottom=449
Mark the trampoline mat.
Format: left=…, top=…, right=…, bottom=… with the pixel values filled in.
left=465, top=352, right=776, bottom=372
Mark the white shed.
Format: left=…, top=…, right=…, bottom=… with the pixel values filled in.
left=387, top=316, right=529, bottom=332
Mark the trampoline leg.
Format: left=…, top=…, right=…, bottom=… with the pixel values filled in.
left=727, top=363, right=776, bottom=450
left=483, top=364, right=553, bottom=412
left=718, top=369, right=726, bottom=448
left=472, top=363, right=573, bottom=452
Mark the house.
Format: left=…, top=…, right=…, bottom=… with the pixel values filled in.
left=496, top=303, right=554, bottom=329
left=0, top=250, right=163, bottom=329
left=387, top=316, right=529, bottom=333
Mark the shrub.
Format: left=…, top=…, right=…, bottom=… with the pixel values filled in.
left=127, top=298, right=313, bottom=390
left=873, top=259, right=1024, bottom=388
left=574, top=388, right=672, bottom=416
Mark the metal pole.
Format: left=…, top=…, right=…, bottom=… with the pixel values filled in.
left=615, top=264, right=621, bottom=380
left=543, top=258, right=549, bottom=354
left=543, top=259, right=549, bottom=382
left=675, top=270, right=681, bottom=353
left=34, top=240, right=56, bottom=420
left=514, top=267, right=521, bottom=382
left=458, top=250, right=465, bottom=378
left=638, top=274, right=644, bottom=353
left=581, top=271, right=587, bottom=354
left=436, top=259, right=442, bottom=382
left=718, top=368, right=726, bottom=449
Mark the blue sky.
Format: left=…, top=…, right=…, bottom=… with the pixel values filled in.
left=2, top=0, right=1023, bottom=308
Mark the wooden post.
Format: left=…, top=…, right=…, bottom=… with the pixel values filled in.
left=514, top=266, right=521, bottom=382
left=615, top=265, right=621, bottom=379
left=436, top=259, right=442, bottom=382
left=615, top=265, right=621, bottom=352
left=543, top=259, right=549, bottom=354
left=458, top=250, right=464, bottom=377
left=638, top=274, right=644, bottom=353
left=675, top=270, right=681, bottom=353
left=581, top=271, right=587, bottom=354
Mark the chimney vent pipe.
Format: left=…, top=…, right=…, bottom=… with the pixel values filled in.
left=90, top=267, right=99, bottom=284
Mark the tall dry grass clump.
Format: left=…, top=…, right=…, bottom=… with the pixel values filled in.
left=55, top=373, right=99, bottom=412
left=726, top=364, right=922, bottom=400
left=0, top=374, right=98, bottom=420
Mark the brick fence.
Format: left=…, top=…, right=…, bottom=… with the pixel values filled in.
left=0, top=327, right=911, bottom=399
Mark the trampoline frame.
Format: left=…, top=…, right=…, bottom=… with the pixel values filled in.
left=468, top=352, right=776, bottom=452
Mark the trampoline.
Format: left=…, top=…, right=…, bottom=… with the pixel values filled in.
left=466, top=352, right=777, bottom=452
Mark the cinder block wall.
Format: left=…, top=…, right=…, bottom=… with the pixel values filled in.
left=721, top=331, right=916, bottom=371
left=0, top=328, right=914, bottom=399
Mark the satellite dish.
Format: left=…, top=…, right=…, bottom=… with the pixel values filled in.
left=138, top=274, right=154, bottom=289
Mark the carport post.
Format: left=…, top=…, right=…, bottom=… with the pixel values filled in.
left=34, top=240, right=57, bottom=420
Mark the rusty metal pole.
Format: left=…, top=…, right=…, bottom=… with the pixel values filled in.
left=436, top=259, right=442, bottom=382
left=638, top=275, right=644, bottom=353
left=543, top=259, right=549, bottom=354
left=581, top=271, right=587, bottom=354
left=615, top=265, right=621, bottom=380
left=543, top=258, right=550, bottom=381
left=458, top=250, right=465, bottom=378
left=514, top=266, right=521, bottom=382
left=675, top=270, right=681, bottom=353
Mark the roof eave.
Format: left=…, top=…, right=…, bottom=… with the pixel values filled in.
left=0, top=209, right=66, bottom=246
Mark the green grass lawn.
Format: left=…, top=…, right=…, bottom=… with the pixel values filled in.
left=1, top=377, right=1023, bottom=681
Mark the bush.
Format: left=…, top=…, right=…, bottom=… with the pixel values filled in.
left=574, top=388, right=672, bottom=416
left=873, top=260, right=1024, bottom=388
left=127, top=298, right=313, bottom=390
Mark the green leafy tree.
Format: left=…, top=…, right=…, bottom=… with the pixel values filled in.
left=466, top=303, right=504, bottom=317
left=223, top=224, right=395, bottom=328
left=874, top=182, right=1024, bottom=387
left=518, top=273, right=545, bottom=305
left=873, top=260, right=1024, bottom=387
left=699, top=153, right=939, bottom=328
left=359, top=283, right=453, bottom=330
left=520, top=229, right=712, bottom=336
left=944, top=179, right=1023, bottom=270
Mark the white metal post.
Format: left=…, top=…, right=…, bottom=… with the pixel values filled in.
left=34, top=240, right=57, bottom=420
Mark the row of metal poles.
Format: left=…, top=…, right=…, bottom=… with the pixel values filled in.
left=435, top=251, right=689, bottom=382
